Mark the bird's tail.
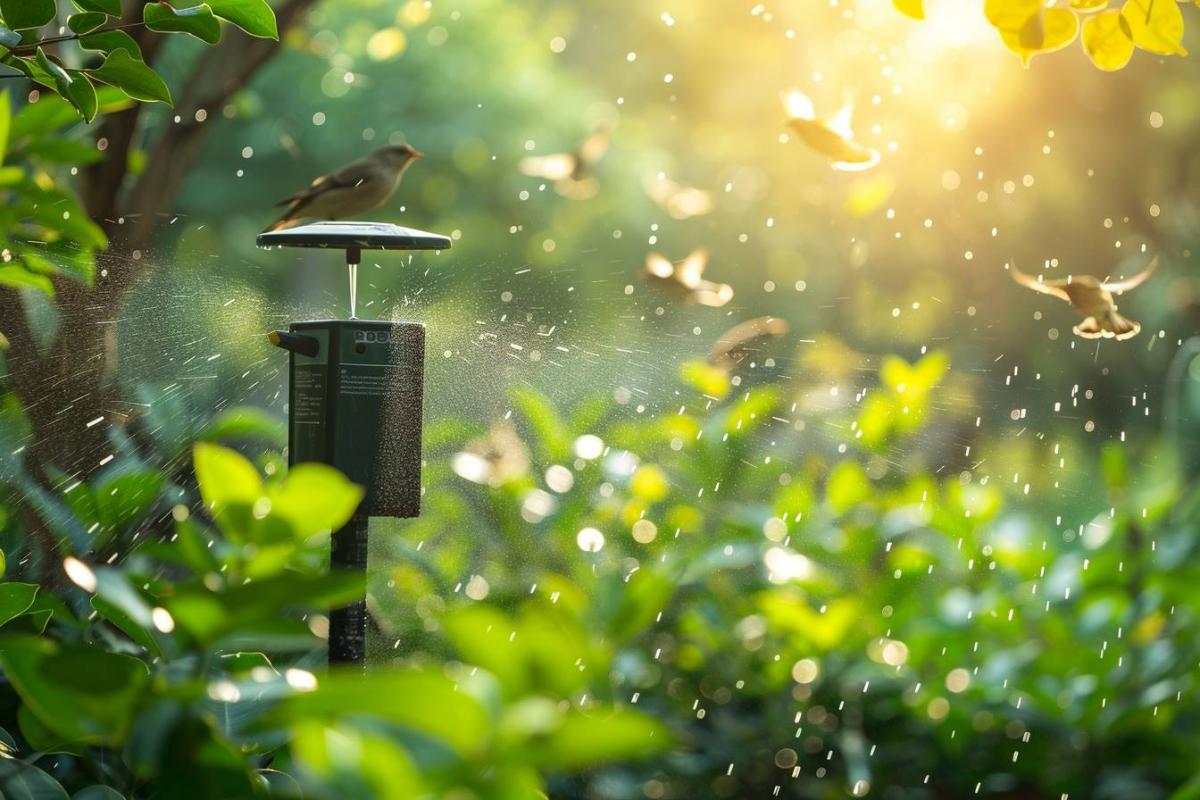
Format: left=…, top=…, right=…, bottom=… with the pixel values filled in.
left=1073, top=312, right=1140, bottom=340
left=262, top=216, right=303, bottom=234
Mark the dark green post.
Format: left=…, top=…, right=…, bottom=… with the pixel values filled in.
left=259, top=222, right=451, bottom=665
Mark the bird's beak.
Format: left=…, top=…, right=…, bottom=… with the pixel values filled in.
left=412, top=150, right=425, bottom=159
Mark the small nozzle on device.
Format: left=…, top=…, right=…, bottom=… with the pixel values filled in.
left=268, top=330, right=320, bottom=358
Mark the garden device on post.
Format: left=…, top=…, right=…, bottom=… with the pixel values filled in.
left=258, top=221, right=451, bottom=665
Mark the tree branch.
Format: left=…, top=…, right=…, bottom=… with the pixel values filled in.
left=116, top=0, right=317, bottom=283
left=77, top=2, right=169, bottom=227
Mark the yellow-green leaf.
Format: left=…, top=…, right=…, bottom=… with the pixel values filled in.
left=984, top=0, right=1040, bottom=31
left=1121, top=0, right=1187, bottom=55
left=1083, top=8, right=1136, bottom=69
left=1001, top=7, right=1081, bottom=65
left=893, top=0, right=925, bottom=20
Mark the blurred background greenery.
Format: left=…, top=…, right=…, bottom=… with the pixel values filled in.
left=2, top=0, right=1200, bottom=797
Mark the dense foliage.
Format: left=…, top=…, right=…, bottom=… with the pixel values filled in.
left=1, top=0, right=1200, bottom=798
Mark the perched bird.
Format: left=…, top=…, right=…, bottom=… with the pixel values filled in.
left=1008, top=257, right=1158, bottom=340
left=643, top=249, right=734, bottom=307
left=708, top=316, right=790, bottom=371
left=519, top=127, right=610, bottom=199
left=264, top=143, right=423, bottom=233
left=782, top=88, right=878, bottom=171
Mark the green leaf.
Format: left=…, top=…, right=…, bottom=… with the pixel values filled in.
left=0, top=757, right=69, bottom=800
left=0, top=582, right=37, bottom=627
left=290, top=720, right=424, bottom=800
left=193, top=442, right=263, bottom=520
left=208, top=0, right=278, bottom=38
left=265, top=669, right=490, bottom=757
left=0, top=0, right=55, bottom=30
left=17, top=137, right=104, bottom=165
left=17, top=704, right=86, bottom=756
left=80, top=30, right=144, bottom=60
left=0, top=26, right=19, bottom=49
left=93, top=469, right=165, bottom=530
left=89, top=49, right=171, bottom=105
left=267, top=463, right=364, bottom=540
left=72, top=787, right=126, bottom=800
left=199, top=406, right=286, bottom=448
left=0, top=89, right=9, bottom=166
left=126, top=709, right=256, bottom=799
left=167, top=571, right=363, bottom=642
left=510, top=385, right=571, bottom=460
left=827, top=460, right=871, bottom=513
left=92, top=567, right=154, bottom=629
left=34, top=49, right=98, bottom=123
left=529, top=708, right=671, bottom=770
left=10, top=95, right=83, bottom=140
left=66, top=12, right=108, bottom=34
left=0, top=264, right=54, bottom=294
left=144, top=3, right=221, bottom=44
left=91, top=595, right=162, bottom=657
left=0, top=635, right=148, bottom=745
left=72, top=0, right=121, bottom=14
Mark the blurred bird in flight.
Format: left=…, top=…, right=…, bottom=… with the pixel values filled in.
left=643, top=249, right=734, bottom=307
left=643, top=174, right=714, bottom=220
left=519, top=126, right=610, bottom=199
left=709, top=316, right=790, bottom=371
left=781, top=88, right=878, bottom=171
left=1007, top=257, right=1159, bottom=340
left=264, top=143, right=423, bottom=233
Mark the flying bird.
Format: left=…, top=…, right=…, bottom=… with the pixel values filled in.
left=709, top=316, right=790, bottom=371
left=643, top=174, right=714, bottom=220
left=264, top=143, right=423, bottom=233
left=643, top=249, right=734, bottom=307
left=1008, top=257, right=1158, bottom=340
left=782, top=89, right=878, bottom=171
left=519, top=127, right=610, bottom=199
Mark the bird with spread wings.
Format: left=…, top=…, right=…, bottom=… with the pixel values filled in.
left=1007, top=257, right=1158, bottom=341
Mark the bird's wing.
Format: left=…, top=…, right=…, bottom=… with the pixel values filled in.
left=1102, top=256, right=1158, bottom=293
left=690, top=280, right=733, bottom=308
left=1008, top=261, right=1071, bottom=303
left=276, top=158, right=378, bottom=209
left=644, top=253, right=674, bottom=280
left=519, top=153, right=577, bottom=181
left=675, top=249, right=709, bottom=289
left=578, top=128, right=610, bottom=165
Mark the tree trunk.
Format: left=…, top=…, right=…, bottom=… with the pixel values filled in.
left=1, top=0, right=316, bottom=483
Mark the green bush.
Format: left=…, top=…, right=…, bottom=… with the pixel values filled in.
left=1, top=350, right=1193, bottom=798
